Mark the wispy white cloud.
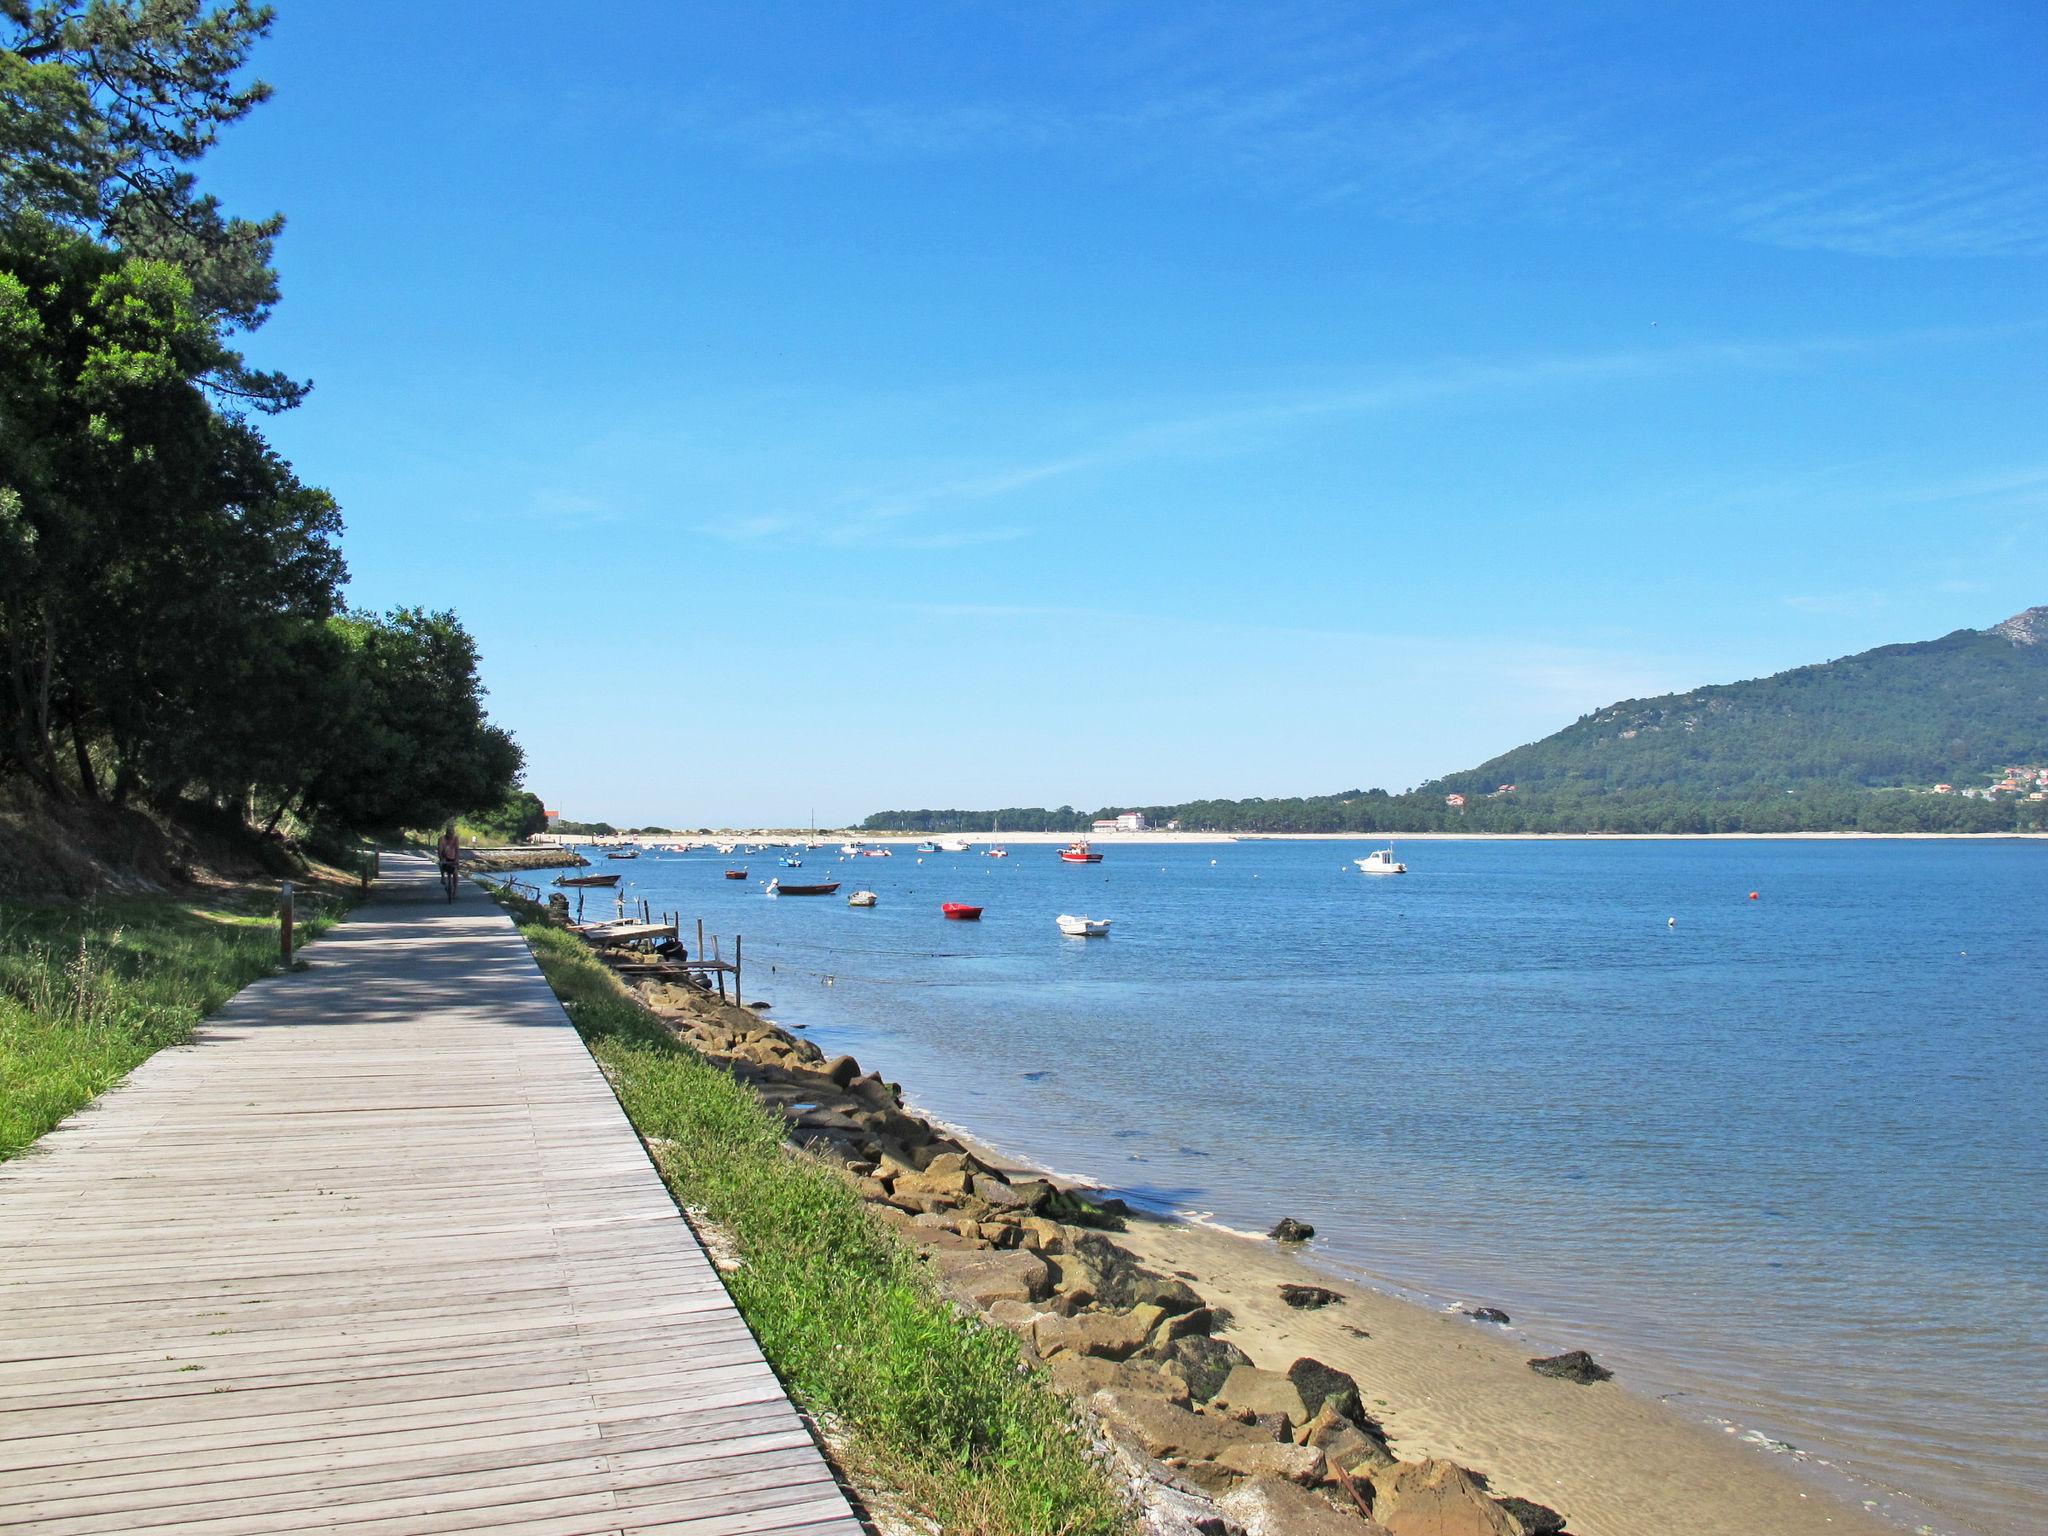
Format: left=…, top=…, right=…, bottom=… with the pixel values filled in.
left=689, top=321, right=2036, bottom=550
left=682, top=7, right=2048, bottom=259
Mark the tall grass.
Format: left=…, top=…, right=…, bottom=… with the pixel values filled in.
left=515, top=916, right=1128, bottom=1536
left=0, top=894, right=345, bottom=1159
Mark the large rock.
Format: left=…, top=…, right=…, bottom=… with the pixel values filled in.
left=1070, top=1233, right=1204, bottom=1314
left=1212, top=1366, right=1312, bottom=1428
left=1157, top=1334, right=1255, bottom=1402
left=1286, top=1358, right=1363, bottom=1423
left=930, top=1247, right=1052, bottom=1306
left=1494, top=1497, right=1567, bottom=1535
left=1220, top=1476, right=1393, bottom=1536
left=1216, top=1440, right=1327, bottom=1486
left=1366, top=1460, right=1519, bottom=1536
left=1528, top=1349, right=1612, bottom=1384
left=1278, top=1283, right=1344, bottom=1310
left=1269, top=1217, right=1316, bottom=1242
left=1088, top=1388, right=1278, bottom=1464
left=1049, top=1353, right=1191, bottom=1405
left=1298, top=1403, right=1395, bottom=1475
left=1036, top=1305, right=1166, bottom=1361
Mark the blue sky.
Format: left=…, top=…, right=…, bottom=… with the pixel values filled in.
left=206, top=2, right=2045, bottom=826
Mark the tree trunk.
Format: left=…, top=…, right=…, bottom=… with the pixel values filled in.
left=69, top=705, right=100, bottom=800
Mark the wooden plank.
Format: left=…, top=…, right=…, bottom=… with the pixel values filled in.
left=0, top=853, right=856, bottom=1535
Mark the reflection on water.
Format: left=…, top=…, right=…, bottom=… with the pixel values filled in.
left=606, top=838, right=2047, bottom=1536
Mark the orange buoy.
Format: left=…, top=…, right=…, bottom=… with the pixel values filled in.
left=1749, top=891, right=1759, bottom=900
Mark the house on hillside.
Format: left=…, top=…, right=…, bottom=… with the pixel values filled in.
left=1115, top=812, right=1147, bottom=831
left=1932, top=784, right=1954, bottom=795
left=1445, top=793, right=1467, bottom=808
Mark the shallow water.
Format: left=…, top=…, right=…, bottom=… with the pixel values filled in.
left=594, top=838, right=2046, bottom=1535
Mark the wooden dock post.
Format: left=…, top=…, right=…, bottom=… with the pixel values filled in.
left=713, top=936, right=726, bottom=1002
left=279, top=881, right=295, bottom=966
left=696, top=917, right=704, bottom=962
left=733, top=934, right=742, bottom=1009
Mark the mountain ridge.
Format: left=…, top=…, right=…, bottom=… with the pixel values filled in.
left=862, top=607, right=2048, bottom=835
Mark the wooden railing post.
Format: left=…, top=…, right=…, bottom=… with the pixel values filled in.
left=279, top=880, right=295, bottom=966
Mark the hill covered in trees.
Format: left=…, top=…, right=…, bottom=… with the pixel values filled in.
left=864, top=608, right=2048, bottom=835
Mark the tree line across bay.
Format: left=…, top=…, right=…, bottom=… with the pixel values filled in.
left=862, top=788, right=2046, bottom=836
left=2, top=6, right=526, bottom=849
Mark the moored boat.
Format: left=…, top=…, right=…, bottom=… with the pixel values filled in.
left=771, top=880, right=841, bottom=896
left=985, top=845, right=1008, bottom=858
left=1354, top=847, right=1407, bottom=875
left=1059, top=839, right=1103, bottom=863
left=941, top=902, right=983, bottom=920
left=1057, top=914, right=1111, bottom=937
left=724, top=867, right=748, bottom=880
left=606, top=848, right=640, bottom=860
left=847, top=890, right=879, bottom=907
left=554, top=873, right=621, bottom=888
left=916, top=841, right=941, bottom=854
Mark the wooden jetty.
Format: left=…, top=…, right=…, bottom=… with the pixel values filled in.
left=0, top=853, right=856, bottom=1536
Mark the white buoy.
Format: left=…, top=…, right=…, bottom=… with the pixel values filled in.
left=1668, top=917, right=1677, bottom=927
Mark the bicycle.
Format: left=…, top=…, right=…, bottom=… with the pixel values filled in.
left=440, top=858, right=458, bottom=902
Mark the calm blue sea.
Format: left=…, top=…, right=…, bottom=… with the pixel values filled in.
left=585, top=837, right=2046, bottom=1536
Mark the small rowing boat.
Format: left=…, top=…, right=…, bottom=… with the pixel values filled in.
left=942, top=902, right=983, bottom=920
left=724, top=867, right=748, bottom=880
left=1057, top=914, right=1111, bottom=937
left=554, top=873, right=621, bottom=888
left=847, top=890, right=879, bottom=907
left=771, top=880, right=841, bottom=896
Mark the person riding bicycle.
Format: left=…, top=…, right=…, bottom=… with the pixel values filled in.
left=436, top=824, right=460, bottom=888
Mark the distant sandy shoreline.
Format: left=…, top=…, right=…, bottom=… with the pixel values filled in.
left=546, top=829, right=2048, bottom=846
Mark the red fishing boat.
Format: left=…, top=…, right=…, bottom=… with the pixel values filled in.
left=941, top=902, right=983, bottom=920
left=724, top=867, right=748, bottom=879
left=1059, top=839, right=1103, bottom=863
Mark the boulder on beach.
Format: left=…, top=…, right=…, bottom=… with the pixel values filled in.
left=930, top=1247, right=1052, bottom=1307
left=1269, top=1217, right=1316, bottom=1242
left=1155, top=1334, right=1254, bottom=1402
left=1366, top=1459, right=1522, bottom=1536
left=1463, top=1306, right=1511, bottom=1324
left=1286, top=1357, right=1363, bottom=1423
left=1493, top=1495, right=1568, bottom=1534
left=1220, top=1475, right=1394, bottom=1536
left=1069, top=1233, right=1203, bottom=1314
left=1278, top=1283, right=1345, bottom=1310
left=1527, top=1349, right=1612, bottom=1384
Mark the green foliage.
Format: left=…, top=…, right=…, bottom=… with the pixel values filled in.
left=460, top=789, right=547, bottom=843
left=2, top=0, right=297, bottom=405
left=867, top=615, right=2048, bottom=835
left=551, top=819, right=618, bottom=837
left=294, top=608, right=523, bottom=837
left=0, top=889, right=345, bottom=1158
left=511, top=915, right=1125, bottom=1536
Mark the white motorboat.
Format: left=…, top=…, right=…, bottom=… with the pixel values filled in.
left=939, top=838, right=972, bottom=853
left=847, top=890, right=878, bottom=907
left=1354, top=847, right=1407, bottom=875
left=1057, top=914, right=1112, bottom=937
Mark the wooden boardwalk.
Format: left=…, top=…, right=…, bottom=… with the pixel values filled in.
left=0, top=856, right=863, bottom=1536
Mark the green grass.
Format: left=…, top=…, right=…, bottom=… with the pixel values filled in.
left=510, top=910, right=1127, bottom=1536
left=0, top=891, right=348, bottom=1160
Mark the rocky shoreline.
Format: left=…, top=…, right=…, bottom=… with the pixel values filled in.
left=611, top=958, right=1577, bottom=1536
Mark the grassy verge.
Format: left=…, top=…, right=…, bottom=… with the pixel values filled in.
left=507, top=905, right=1126, bottom=1536
left=0, top=888, right=351, bottom=1160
